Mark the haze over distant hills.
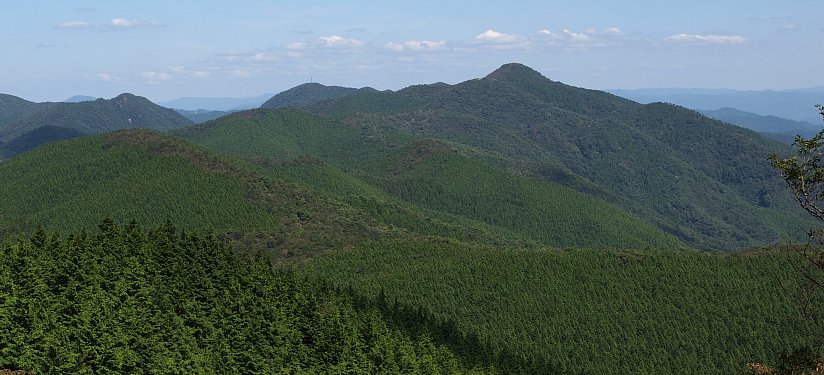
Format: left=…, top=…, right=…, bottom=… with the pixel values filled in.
left=699, top=107, right=821, bottom=143
left=0, top=93, right=191, bottom=158
left=159, top=93, right=274, bottom=111
left=610, top=87, right=824, bottom=124
left=2, top=62, right=822, bottom=373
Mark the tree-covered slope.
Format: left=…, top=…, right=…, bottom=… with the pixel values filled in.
left=0, top=130, right=395, bottom=258
left=0, top=93, right=192, bottom=159
left=260, top=82, right=371, bottom=109
left=0, top=94, right=45, bottom=126
left=361, top=139, right=681, bottom=249
left=303, top=240, right=820, bottom=374
left=302, top=63, right=812, bottom=250
left=0, top=221, right=480, bottom=374
left=176, top=108, right=681, bottom=249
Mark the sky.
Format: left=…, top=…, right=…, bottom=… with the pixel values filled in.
left=2, top=0, right=823, bottom=102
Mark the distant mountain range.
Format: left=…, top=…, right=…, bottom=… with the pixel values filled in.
left=610, top=87, right=824, bottom=124
left=698, top=107, right=821, bottom=143
left=159, top=93, right=273, bottom=111
left=64, top=95, right=98, bottom=103
left=0, top=63, right=816, bottom=250
left=0, top=93, right=191, bottom=158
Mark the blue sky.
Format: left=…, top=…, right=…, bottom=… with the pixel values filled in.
left=2, top=0, right=822, bottom=102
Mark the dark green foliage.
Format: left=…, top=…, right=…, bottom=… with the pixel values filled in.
left=0, top=93, right=192, bottom=159
left=0, top=130, right=394, bottom=259
left=300, top=63, right=812, bottom=250
left=0, top=221, right=476, bottom=373
left=176, top=108, right=681, bottom=249
left=174, top=108, right=405, bottom=166
left=260, top=82, right=367, bottom=109
left=0, top=94, right=44, bottom=126
left=363, top=139, right=681, bottom=249
left=0, top=125, right=84, bottom=158
left=303, top=240, right=821, bottom=374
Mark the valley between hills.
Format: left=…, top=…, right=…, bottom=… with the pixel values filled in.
left=1, top=63, right=823, bottom=373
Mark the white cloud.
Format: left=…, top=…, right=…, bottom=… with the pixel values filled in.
left=110, top=18, right=159, bottom=28
left=318, top=35, right=365, bottom=48
left=666, top=33, right=746, bottom=44
left=605, top=27, right=624, bottom=36
left=384, top=42, right=404, bottom=52
left=287, top=42, right=307, bottom=50
left=536, top=29, right=565, bottom=41
left=141, top=71, right=172, bottom=82
left=781, top=24, right=799, bottom=31
left=168, top=66, right=211, bottom=78
left=476, top=29, right=526, bottom=44
left=385, top=40, right=447, bottom=52
left=96, top=73, right=121, bottom=82
left=111, top=18, right=139, bottom=27
left=56, top=21, right=90, bottom=29
left=231, top=70, right=252, bottom=78
left=562, top=29, right=591, bottom=42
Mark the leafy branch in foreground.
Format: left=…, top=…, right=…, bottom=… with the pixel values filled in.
left=769, top=105, right=824, bottom=327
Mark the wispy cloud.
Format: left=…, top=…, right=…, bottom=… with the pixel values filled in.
left=141, top=71, right=172, bottom=83
left=665, top=34, right=746, bottom=44
left=385, top=40, right=447, bottom=52
left=605, top=27, right=624, bottom=36
left=97, top=73, right=121, bottom=82
left=318, top=35, right=366, bottom=48
left=56, top=21, right=90, bottom=30
left=110, top=18, right=159, bottom=28
left=476, top=30, right=526, bottom=44
left=169, top=66, right=211, bottom=78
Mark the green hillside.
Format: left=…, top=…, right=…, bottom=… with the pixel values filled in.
left=0, top=130, right=393, bottom=258
left=361, top=139, right=681, bottom=249
left=177, top=108, right=681, bottom=249
left=0, top=93, right=192, bottom=159
left=260, top=82, right=369, bottom=109
left=0, top=94, right=45, bottom=126
left=301, top=63, right=812, bottom=250
left=303, top=240, right=821, bottom=374
left=0, top=221, right=480, bottom=374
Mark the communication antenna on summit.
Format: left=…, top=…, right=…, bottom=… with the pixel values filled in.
left=310, top=76, right=313, bottom=83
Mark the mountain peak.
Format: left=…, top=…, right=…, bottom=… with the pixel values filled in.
left=483, top=63, right=547, bottom=82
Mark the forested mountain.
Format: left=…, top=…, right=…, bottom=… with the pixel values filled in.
left=284, top=63, right=812, bottom=250
left=0, top=93, right=192, bottom=159
left=303, top=240, right=820, bottom=374
left=174, top=108, right=233, bottom=123
left=1, top=62, right=823, bottom=373
left=0, top=94, right=45, bottom=126
left=0, top=221, right=477, bottom=373
left=176, top=108, right=682, bottom=249
left=609, top=87, right=824, bottom=124
left=260, top=82, right=372, bottom=109
left=699, top=107, right=821, bottom=143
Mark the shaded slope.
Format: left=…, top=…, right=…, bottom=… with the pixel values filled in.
left=0, top=93, right=192, bottom=159
left=0, top=130, right=385, bottom=258
left=0, top=94, right=46, bottom=127
left=260, top=83, right=369, bottom=109
left=177, top=108, right=681, bottom=249
left=305, top=63, right=811, bottom=250
left=362, top=139, right=681, bottom=249
left=303, top=241, right=818, bottom=374
left=0, top=125, right=84, bottom=158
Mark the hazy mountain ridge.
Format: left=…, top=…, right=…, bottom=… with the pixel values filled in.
left=610, top=87, right=824, bottom=123
left=292, top=63, right=810, bottom=250
left=260, top=82, right=376, bottom=110
left=0, top=93, right=192, bottom=158
left=698, top=107, right=821, bottom=143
